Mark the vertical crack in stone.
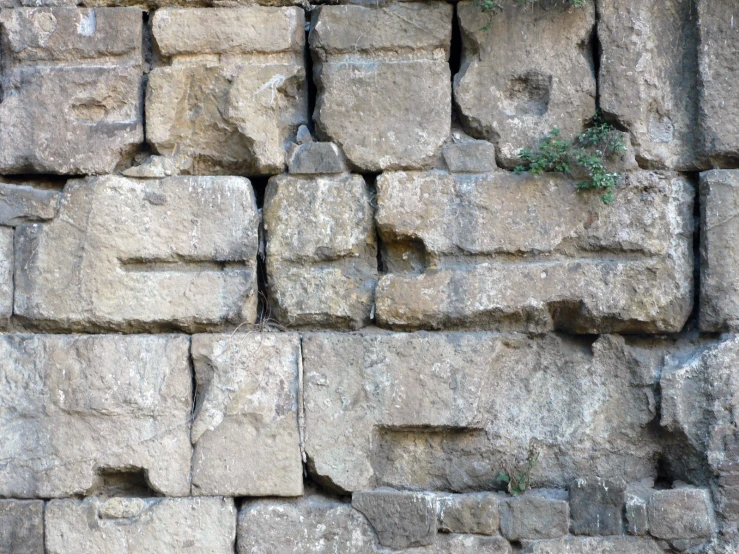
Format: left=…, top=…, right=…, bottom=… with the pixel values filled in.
left=304, top=7, right=316, bottom=135
left=188, top=334, right=197, bottom=495
left=251, top=176, right=270, bottom=324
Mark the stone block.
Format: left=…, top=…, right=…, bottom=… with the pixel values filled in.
left=0, top=228, right=11, bottom=321
left=442, top=140, right=496, bottom=173
left=598, top=0, right=701, bottom=170
left=569, top=477, right=625, bottom=536
left=14, top=175, right=259, bottom=332
left=499, top=490, right=569, bottom=541
left=698, top=0, right=739, bottom=166
left=0, top=334, right=191, bottom=497
left=375, top=170, right=694, bottom=333
left=147, top=7, right=307, bottom=175
left=264, top=174, right=377, bottom=329
left=352, top=490, right=437, bottom=549
left=0, top=8, right=143, bottom=174
left=625, top=482, right=651, bottom=536
left=648, top=488, right=715, bottom=540
left=303, top=332, right=660, bottom=493
left=288, top=142, right=348, bottom=175
left=0, top=500, right=43, bottom=554
left=310, top=4, right=452, bottom=171
left=521, top=536, right=665, bottom=554
left=0, top=183, right=59, bottom=226
left=437, top=492, right=499, bottom=535
left=455, top=1, right=596, bottom=168
left=391, top=535, right=512, bottom=554
left=190, top=332, right=303, bottom=497
left=45, top=497, right=236, bottom=554
left=700, top=170, right=739, bottom=331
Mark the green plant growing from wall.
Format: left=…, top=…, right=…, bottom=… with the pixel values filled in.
left=497, top=444, right=541, bottom=495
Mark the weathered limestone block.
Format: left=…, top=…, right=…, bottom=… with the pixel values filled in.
left=147, top=7, right=307, bottom=175
left=46, top=497, right=236, bottom=554
left=375, top=170, right=693, bottom=333
left=288, top=142, right=348, bottom=175
left=569, top=477, right=625, bottom=536
left=190, top=332, right=303, bottom=497
left=442, top=140, right=496, bottom=173
left=598, top=0, right=702, bottom=171
left=352, top=490, right=437, bottom=549
left=0, top=183, right=59, bottom=226
left=0, top=500, right=43, bottom=554
left=455, top=1, right=596, bottom=168
left=499, top=490, right=569, bottom=541
left=648, top=488, right=715, bottom=540
left=700, top=170, right=739, bottom=331
left=0, top=228, right=11, bottom=321
left=437, top=492, right=499, bottom=535
left=521, top=537, right=665, bottom=554
left=698, top=0, right=739, bottom=166
left=303, top=332, right=660, bottom=493
left=382, top=535, right=512, bottom=554
left=0, top=334, right=191, bottom=497
left=310, top=4, right=452, bottom=171
left=14, top=175, right=259, bottom=332
left=264, top=174, right=377, bottom=329
left=0, top=8, right=143, bottom=174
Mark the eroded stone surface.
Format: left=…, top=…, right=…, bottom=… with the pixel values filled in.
left=264, top=174, right=377, bottom=329
left=0, top=8, right=143, bottom=174
left=304, top=332, right=660, bottom=493
left=521, top=536, right=665, bottom=554
left=147, top=7, right=307, bottom=175
left=648, top=488, right=715, bottom=540
left=310, top=4, right=452, bottom=171
left=570, top=477, right=625, bottom=536
left=191, top=332, right=303, bottom=497
left=14, top=175, right=259, bottom=332
left=0, top=228, right=11, bottom=322
left=455, top=1, right=595, bottom=168
left=375, top=170, right=694, bottom=334
left=0, top=500, right=43, bottom=554
left=499, top=491, right=568, bottom=541
left=0, top=183, right=60, bottom=226
left=0, top=334, right=191, bottom=497
left=46, top=497, right=236, bottom=554
left=352, top=490, right=437, bottom=549
left=288, top=142, right=348, bottom=175
left=437, top=492, right=499, bottom=535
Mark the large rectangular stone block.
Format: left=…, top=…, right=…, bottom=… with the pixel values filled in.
left=0, top=227, right=11, bottom=321
left=0, top=8, right=143, bottom=174
left=147, top=7, right=307, bottom=175
left=45, top=497, right=236, bottom=554
left=0, top=500, right=43, bottom=554
left=303, top=332, right=660, bottom=493
left=521, top=537, right=665, bottom=554
left=264, top=174, right=377, bottom=329
left=375, top=170, right=693, bottom=334
left=14, top=175, right=259, bottom=332
left=191, top=332, right=303, bottom=497
left=0, top=334, right=191, bottom=498
left=455, top=1, right=595, bottom=168
left=310, top=4, right=452, bottom=171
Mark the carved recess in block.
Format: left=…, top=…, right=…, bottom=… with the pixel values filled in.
left=375, top=170, right=693, bottom=334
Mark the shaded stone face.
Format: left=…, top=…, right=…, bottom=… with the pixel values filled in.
left=0, top=8, right=143, bottom=174
left=375, top=170, right=694, bottom=334
left=437, top=492, right=500, bottom=536
left=0, top=334, right=192, bottom=498
left=0, top=183, right=60, bottom=227
left=310, top=3, right=452, bottom=171
left=14, top=175, right=259, bottom=332
left=45, top=497, right=236, bottom=554
left=190, top=333, right=303, bottom=497
left=521, top=536, right=665, bottom=554
left=454, top=1, right=596, bottom=168
left=0, top=500, right=44, bottom=554
left=0, top=227, right=11, bottom=322
left=647, top=488, right=715, bottom=540
left=499, top=491, right=569, bottom=541
left=569, top=478, right=625, bottom=536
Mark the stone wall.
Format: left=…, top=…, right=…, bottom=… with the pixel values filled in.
left=0, top=1, right=737, bottom=553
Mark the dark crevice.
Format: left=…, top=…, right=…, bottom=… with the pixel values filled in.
left=591, top=3, right=602, bottom=112
left=86, top=468, right=159, bottom=498
left=304, top=9, right=317, bottom=135
left=680, top=171, right=702, bottom=334
left=449, top=6, right=463, bottom=82
left=0, top=175, right=68, bottom=190
left=188, top=335, right=197, bottom=495
left=250, top=177, right=270, bottom=324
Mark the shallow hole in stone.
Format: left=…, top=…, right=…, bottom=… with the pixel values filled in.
left=505, top=71, right=552, bottom=117
left=87, top=467, right=159, bottom=498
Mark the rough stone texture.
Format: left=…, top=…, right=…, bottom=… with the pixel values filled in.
left=570, top=477, right=625, bottom=536
left=598, top=0, right=701, bottom=170
left=381, top=535, right=512, bottom=554
left=521, top=536, right=665, bottom=554
left=455, top=1, right=596, bottom=168
left=0, top=500, right=43, bottom=554
left=0, top=228, right=12, bottom=322
left=310, top=4, right=452, bottom=171
left=0, top=183, right=59, bottom=226
left=147, top=7, right=307, bottom=175
left=0, top=334, right=191, bottom=497
left=499, top=491, right=569, bottom=541
left=304, top=332, right=660, bottom=493
left=264, top=174, right=377, bottom=329
left=121, top=156, right=177, bottom=179
left=352, top=490, right=437, bottom=549
left=442, top=140, right=496, bottom=173
left=14, top=175, right=259, bottom=332
left=700, top=170, right=739, bottom=331
left=45, top=497, right=236, bottom=554
left=375, top=170, right=694, bottom=333
left=648, top=488, right=715, bottom=540
left=437, top=492, right=499, bottom=535
left=625, top=482, right=651, bottom=536
left=0, top=8, right=143, bottom=174
left=698, top=0, right=739, bottom=167
left=190, top=332, right=303, bottom=497
left=288, top=142, right=348, bottom=175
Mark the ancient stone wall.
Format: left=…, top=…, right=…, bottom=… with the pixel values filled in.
left=0, top=0, right=737, bottom=553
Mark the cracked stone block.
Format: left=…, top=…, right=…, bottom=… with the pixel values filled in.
left=46, top=497, right=236, bottom=554
left=598, top=0, right=701, bottom=170
left=648, top=488, right=715, bottom=540
left=0, top=8, right=143, bottom=174
left=0, top=500, right=43, bottom=554
left=0, top=182, right=60, bottom=226
left=0, top=228, right=11, bottom=322
left=521, top=536, right=665, bottom=554
left=375, top=170, right=694, bottom=333
left=437, top=492, right=499, bottom=535
left=264, top=173, right=377, bottom=329
left=304, top=332, right=660, bottom=493
left=700, top=170, right=739, bottom=331
left=147, top=7, right=307, bottom=175
left=0, top=334, right=191, bottom=498
left=698, top=0, right=739, bottom=167
left=499, top=490, right=569, bottom=541
left=14, top=175, right=259, bottom=332
left=310, top=3, right=452, bottom=171
left=455, top=1, right=595, bottom=168
left=190, top=332, right=303, bottom=497
left=569, top=477, right=625, bottom=536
